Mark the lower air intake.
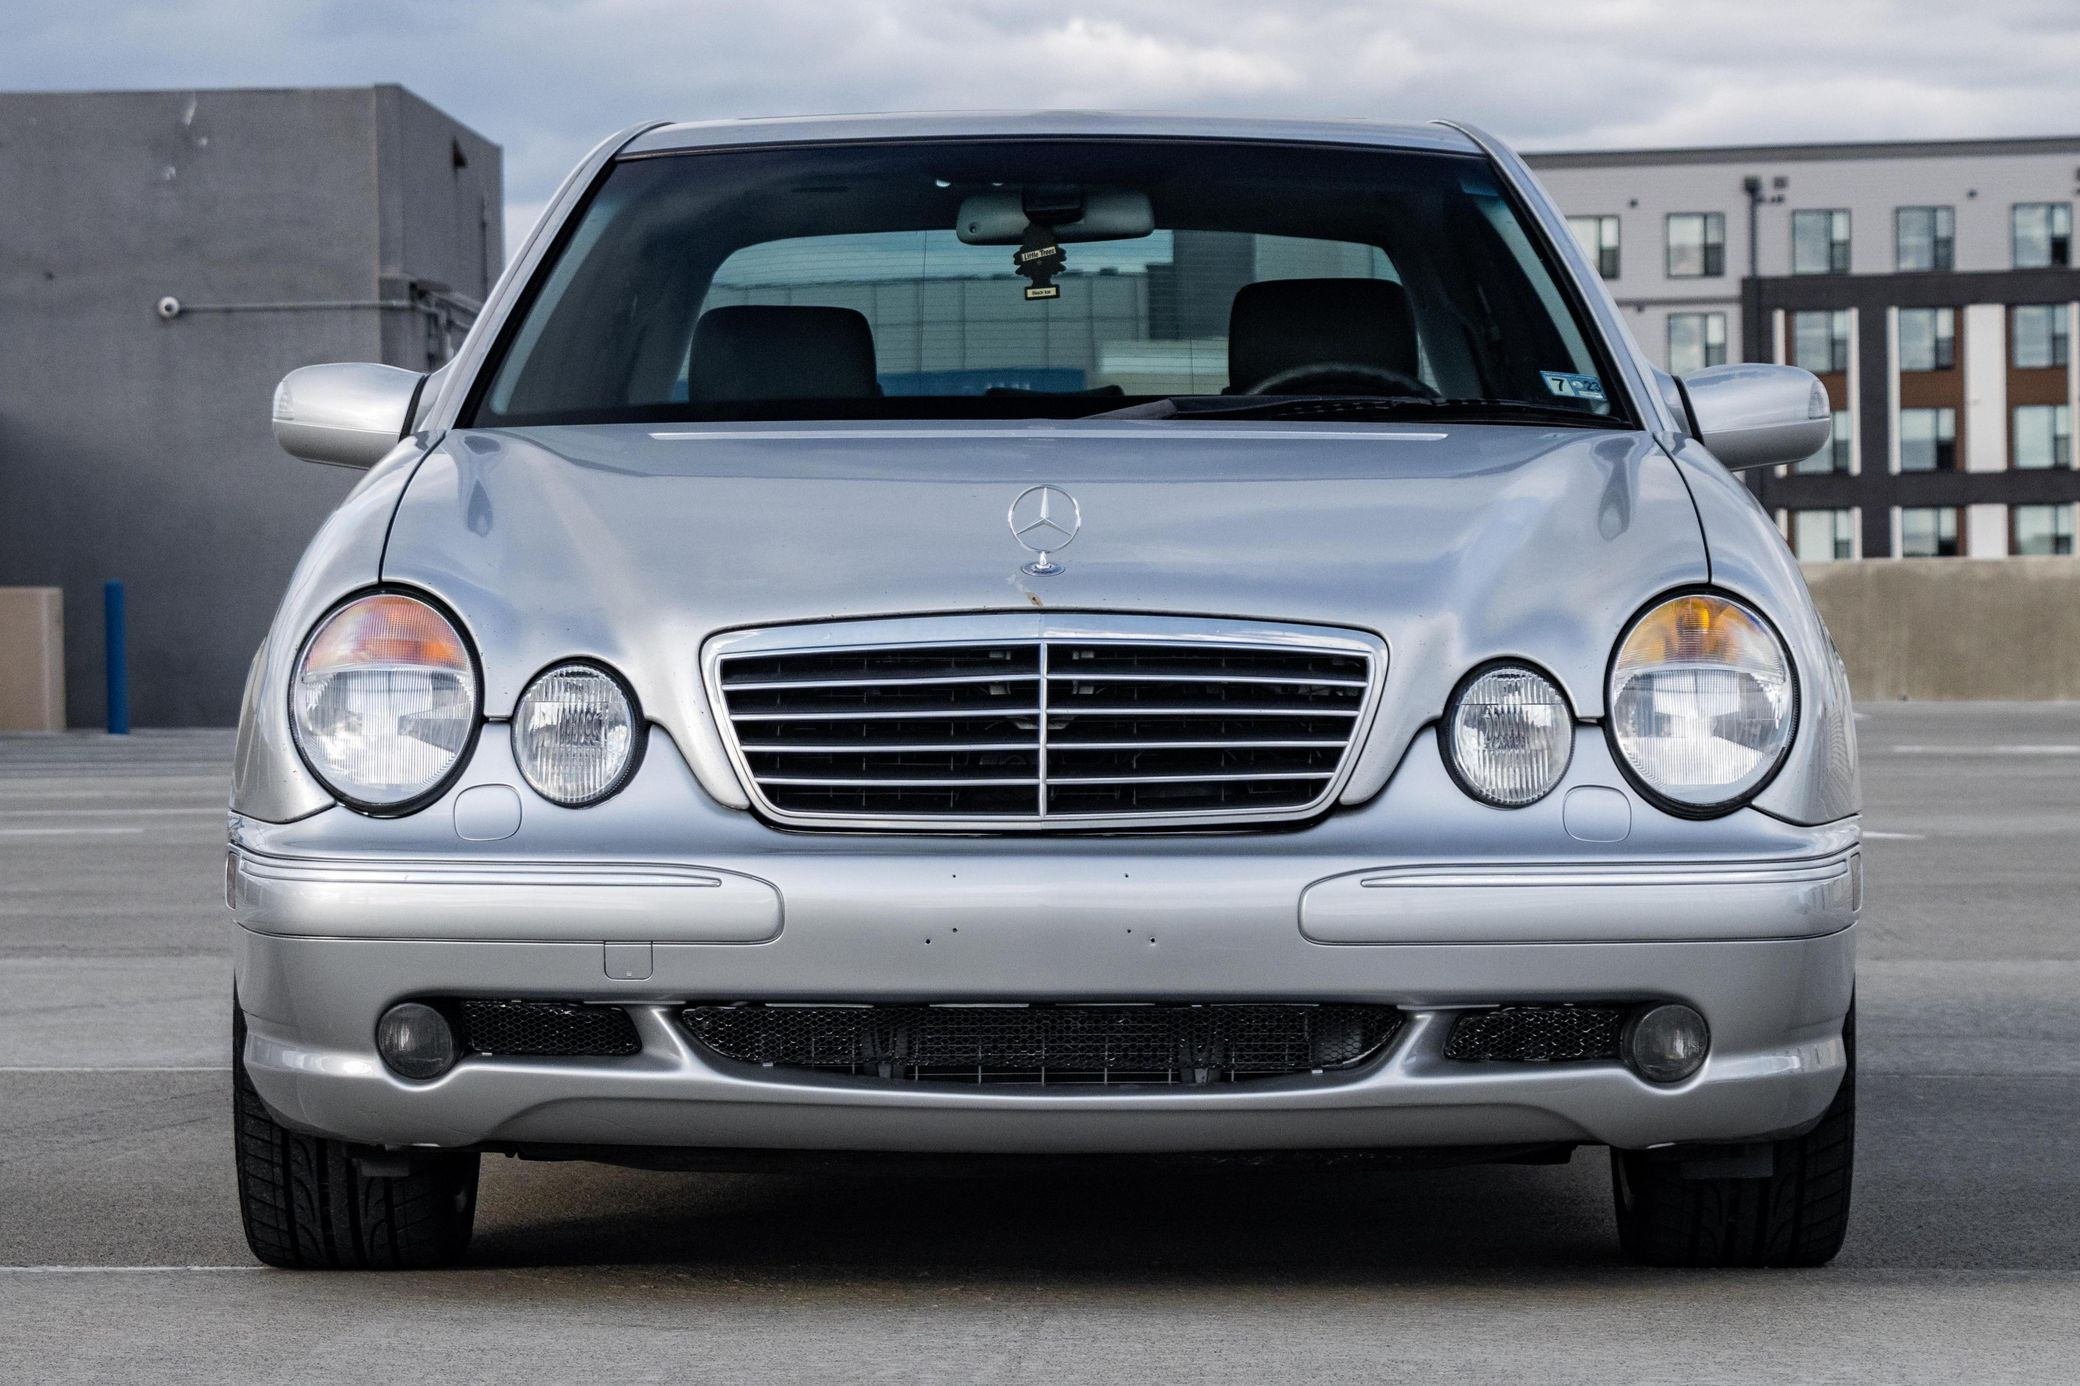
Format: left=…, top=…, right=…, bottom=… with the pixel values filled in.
left=454, top=999, right=642, bottom=1058
left=681, top=1002, right=1402, bottom=1086
left=1442, top=1005, right=1626, bottom=1064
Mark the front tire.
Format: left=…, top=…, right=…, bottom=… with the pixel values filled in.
left=1610, top=1004, right=1855, bottom=1268
left=233, top=1000, right=479, bottom=1269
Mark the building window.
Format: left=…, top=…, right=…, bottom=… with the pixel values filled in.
left=1667, top=312, right=1727, bottom=374
left=1900, top=507, right=1962, bottom=557
left=1666, top=212, right=1725, bottom=278
left=1899, top=407, right=1958, bottom=472
left=1567, top=215, right=1620, bottom=279
left=1895, top=206, right=1955, bottom=271
left=1897, top=307, right=1956, bottom=372
left=1790, top=509, right=1856, bottom=561
left=1790, top=309, right=1851, bottom=373
left=2013, top=203, right=2073, bottom=268
left=2012, top=305, right=2071, bottom=369
left=2014, top=404, right=2074, bottom=470
left=1792, top=209, right=1851, bottom=275
left=1795, top=410, right=1854, bottom=474
left=2013, top=505, right=2075, bottom=556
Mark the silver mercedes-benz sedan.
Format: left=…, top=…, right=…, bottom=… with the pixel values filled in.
left=231, top=113, right=1858, bottom=1270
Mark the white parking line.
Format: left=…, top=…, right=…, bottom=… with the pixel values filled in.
left=1863, top=831, right=1927, bottom=840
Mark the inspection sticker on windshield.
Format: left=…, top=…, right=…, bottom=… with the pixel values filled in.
left=1540, top=371, right=1605, bottom=402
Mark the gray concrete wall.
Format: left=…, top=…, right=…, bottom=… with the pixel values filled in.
left=0, top=86, right=500, bottom=728
left=1805, top=557, right=2080, bottom=701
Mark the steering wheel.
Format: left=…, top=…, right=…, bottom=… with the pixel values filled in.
left=1244, top=362, right=1438, bottom=399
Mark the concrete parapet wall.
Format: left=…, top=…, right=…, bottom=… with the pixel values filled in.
left=1803, top=558, right=2080, bottom=701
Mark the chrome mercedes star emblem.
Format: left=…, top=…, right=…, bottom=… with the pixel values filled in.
left=1007, top=484, right=1081, bottom=576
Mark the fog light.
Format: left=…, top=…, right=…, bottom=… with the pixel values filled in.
left=1625, top=1003, right=1709, bottom=1084
left=377, top=1002, right=457, bottom=1080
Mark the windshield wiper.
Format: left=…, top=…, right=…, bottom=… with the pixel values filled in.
left=1087, top=394, right=1612, bottom=428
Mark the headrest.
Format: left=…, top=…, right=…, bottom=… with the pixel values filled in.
left=1226, top=278, right=1420, bottom=393
left=686, top=305, right=880, bottom=402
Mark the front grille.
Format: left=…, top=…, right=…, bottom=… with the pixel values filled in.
left=682, top=1002, right=1403, bottom=1086
left=453, top=999, right=642, bottom=1058
left=1442, top=1005, right=1626, bottom=1064
left=711, top=622, right=1381, bottom=827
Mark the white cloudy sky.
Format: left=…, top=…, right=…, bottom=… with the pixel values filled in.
left=9, top=0, right=2080, bottom=255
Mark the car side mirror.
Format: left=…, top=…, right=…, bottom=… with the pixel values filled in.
left=272, top=363, right=424, bottom=468
left=1679, top=363, right=1832, bottom=471
left=1680, top=362, right=1830, bottom=470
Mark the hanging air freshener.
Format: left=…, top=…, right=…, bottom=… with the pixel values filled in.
left=1013, top=222, right=1064, bottom=300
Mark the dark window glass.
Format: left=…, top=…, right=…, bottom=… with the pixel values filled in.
left=1792, top=209, right=1850, bottom=274
left=1567, top=214, right=1620, bottom=279
left=2013, top=505, right=2074, bottom=556
left=1900, top=507, right=1960, bottom=557
left=2014, top=405, right=2074, bottom=470
left=2013, top=203, right=2074, bottom=269
left=1899, top=408, right=1957, bottom=472
left=1790, top=509, right=1854, bottom=561
left=2013, top=305, right=2071, bottom=369
left=1895, top=206, right=1954, bottom=271
left=1897, top=307, right=1955, bottom=372
left=1667, top=312, right=1726, bottom=374
left=1666, top=212, right=1725, bottom=278
left=473, top=139, right=1620, bottom=425
left=1795, top=410, right=1853, bottom=474
left=1791, top=309, right=1850, bottom=373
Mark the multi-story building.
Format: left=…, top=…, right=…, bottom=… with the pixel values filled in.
left=1529, top=137, right=2080, bottom=561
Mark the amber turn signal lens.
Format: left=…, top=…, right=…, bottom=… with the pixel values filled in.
left=1625, top=594, right=1747, bottom=664
left=301, top=594, right=471, bottom=674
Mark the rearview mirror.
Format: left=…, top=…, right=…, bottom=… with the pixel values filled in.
left=272, top=362, right=424, bottom=468
left=1680, top=363, right=1832, bottom=471
left=955, top=188, right=1154, bottom=245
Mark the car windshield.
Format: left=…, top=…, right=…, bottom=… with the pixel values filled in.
left=471, top=137, right=1624, bottom=426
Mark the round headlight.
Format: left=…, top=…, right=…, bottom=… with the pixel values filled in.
left=1445, top=664, right=1574, bottom=807
left=291, top=593, right=478, bottom=810
left=512, top=663, right=639, bottom=806
left=1608, top=593, right=1797, bottom=813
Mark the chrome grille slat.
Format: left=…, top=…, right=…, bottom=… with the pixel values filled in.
left=1047, top=739, right=1347, bottom=750
left=1045, top=671, right=1369, bottom=688
left=724, top=673, right=1042, bottom=691
left=1036, top=705, right=1358, bottom=718
left=742, top=742, right=1037, bottom=753
left=1048, top=771, right=1337, bottom=785
left=729, top=707, right=1045, bottom=721
left=759, top=776, right=1041, bottom=787
left=709, top=619, right=1384, bottom=829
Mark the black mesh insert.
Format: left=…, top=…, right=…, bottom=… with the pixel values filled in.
left=681, top=1002, right=1402, bottom=1086
left=453, top=1000, right=641, bottom=1058
left=1442, top=1005, right=1626, bottom=1064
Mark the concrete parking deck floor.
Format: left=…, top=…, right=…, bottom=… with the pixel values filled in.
left=2, top=708, right=2076, bottom=1383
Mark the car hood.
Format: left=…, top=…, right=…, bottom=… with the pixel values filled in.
left=384, top=420, right=1706, bottom=809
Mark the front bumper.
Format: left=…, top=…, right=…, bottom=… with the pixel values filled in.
left=231, top=725, right=1857, bottom=1155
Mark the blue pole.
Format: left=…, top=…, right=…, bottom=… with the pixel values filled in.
left=104, top=581, right=129, bottom=736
